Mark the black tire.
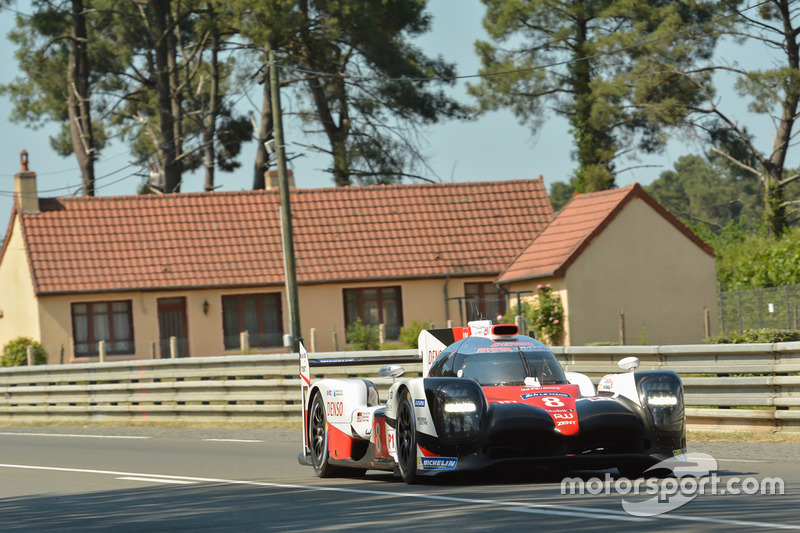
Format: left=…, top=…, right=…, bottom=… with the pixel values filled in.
left=396, top=392, right=418, bottom=484
left=309, top=392, right=341, bottom=478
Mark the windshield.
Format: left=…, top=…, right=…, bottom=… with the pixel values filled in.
left=443, top=338, right=568, bottom=386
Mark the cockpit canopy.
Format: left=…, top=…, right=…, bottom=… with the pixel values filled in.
left=427, top=335, right=568, bottom=386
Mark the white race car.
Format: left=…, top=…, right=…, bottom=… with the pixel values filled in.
left=298, top=320, right=686, bottom=483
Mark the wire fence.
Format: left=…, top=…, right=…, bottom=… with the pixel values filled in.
left=719, top=284, right=800, bottom=334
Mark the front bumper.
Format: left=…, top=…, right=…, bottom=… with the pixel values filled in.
left=415, top=398, right=684, bottom=475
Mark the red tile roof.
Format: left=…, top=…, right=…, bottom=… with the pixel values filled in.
left=8, top=179, right=554, bottom=295
left=496, top=183, right=713, bottom=284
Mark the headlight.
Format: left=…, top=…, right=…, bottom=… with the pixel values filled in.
left=435, top=382, right=484, bottom=439
left=639, top=374, right=684, bottom=432
left=443, top=401, right=477, bottom=413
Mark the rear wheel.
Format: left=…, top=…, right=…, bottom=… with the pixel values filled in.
left=309, top=392, right=340, bottom=477
left=396, top=392, right=418, bottom=484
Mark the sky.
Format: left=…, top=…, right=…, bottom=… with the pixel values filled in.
left=0, top=1, right=795, bottom=236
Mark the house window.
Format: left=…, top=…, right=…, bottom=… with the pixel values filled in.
left=72, top=301, right=134, bottom=356
left=222, top=293, right=283, bottom=350
left=464, top=282, right=507, bottom=321
left=344, top=286, right=403, bottom=340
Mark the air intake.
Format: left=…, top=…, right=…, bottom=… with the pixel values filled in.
left=491, top=324, right=519, bottom=336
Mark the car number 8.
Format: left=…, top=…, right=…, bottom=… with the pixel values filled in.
left=543, top=397, right=564, bottom=407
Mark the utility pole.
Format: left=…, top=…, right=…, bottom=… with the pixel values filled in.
left=269, top=49, right=301, bottom=352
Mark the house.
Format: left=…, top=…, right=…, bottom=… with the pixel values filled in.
left=0, top=156, right=555, bottom=362
left=496, top=184, right=718, bottom=345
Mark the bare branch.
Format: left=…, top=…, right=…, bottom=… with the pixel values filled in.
left=711, top=146, right=761, bottom=177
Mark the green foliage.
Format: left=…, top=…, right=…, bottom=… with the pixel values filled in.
left=713, top=225, right=800, bottom=290
left=2, top=337, right=48, bottom=367
left=549, top=181, right=576, bottom=212
left=398, top=320, right=429, bottom=349
left=500, top=301, right=531, bottom=325
left=527, top=284, right=564, bottom=345
left=645, top=154, right=763, bottom=232
left=346, top=318, right=380, bottom=351
left=706, top=329, right=800, bottom=344
left=470, top=0, right=720, bottom=193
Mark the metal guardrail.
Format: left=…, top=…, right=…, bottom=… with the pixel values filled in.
left=1, top=343, right=799, bottom=432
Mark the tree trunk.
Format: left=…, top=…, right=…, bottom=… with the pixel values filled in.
left=569, top=13, right=615, bottom=193
left=253, top=44, right=273, bottom=190
left=203, top=12, right=219, bottom=192
left=67, top=0, right=95, bottom=196
left=150, top=0, right=181, bottom=193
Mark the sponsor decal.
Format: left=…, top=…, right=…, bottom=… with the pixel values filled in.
left=418, top=457, right=458, bottom=470
left=326, top=401, right=344, bottom=417
left=477, top=347, right=513, bottom=353
left=417, top=416, right=429, bottom=427
left=553, top=413, right=574, bottom=420
left=598, top=377, right=614, bottom=391
left=556, top=420, right=577, bottom=426
left=333, top=389, right=344, bottom=397
left=547, top=408, right=575, bottom=413
left=521, top=391, right=571, bottom=400
left=356, top=412, right=368, bottom=423
left=493, top=342, right=537, bottom=347
left=584, top=396, right=616, bottom=402
left=414, top=399, right=426, bottom=408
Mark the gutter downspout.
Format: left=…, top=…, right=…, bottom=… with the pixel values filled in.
left=443, top=274, right=450, bottom=324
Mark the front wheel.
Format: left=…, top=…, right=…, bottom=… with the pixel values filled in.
left=395, top=392, right=418, bottom=483
left=309, top=392, right=341, bottom=477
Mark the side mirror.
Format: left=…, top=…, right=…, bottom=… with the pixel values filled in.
left=378, top=364, right=405, bottom=379
left=618, top=356, right=640, bottom=372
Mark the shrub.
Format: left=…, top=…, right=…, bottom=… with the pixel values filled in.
left=2, top=337, right=48, bottom=366
left=500, top=302, right=531, bottom=325
left=528, top=284, right=564, bottom=345
left=705, top=329, right=800, bottom=344
left=346, top=318, right=380, bottom=350
left=399, top=320, right=430, bottom=349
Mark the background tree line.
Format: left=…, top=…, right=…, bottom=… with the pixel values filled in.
left=2, top=0, right=799, bottom=291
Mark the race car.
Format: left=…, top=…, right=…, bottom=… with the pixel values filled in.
left=298, top=320, right=686, bottom=483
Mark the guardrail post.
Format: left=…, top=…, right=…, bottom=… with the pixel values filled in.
left=26, top=345, right=33, bottom=366
left=619, top=309, right=625, bottom=345
left=310, top=328, right=317, bottom=352
left=332, top=327, right=338, bottom=351
left=240, top=331, right=250, bottom=354
left=447, top=320, right=453, bottom=328
left=379, top=323, right=386, bottom=345
left=98, top=340, right=106, bottom=362
left=169, top=336, right=177, bottom=359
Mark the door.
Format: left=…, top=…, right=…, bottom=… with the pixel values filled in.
left=158, top=297, right=189, bottom=358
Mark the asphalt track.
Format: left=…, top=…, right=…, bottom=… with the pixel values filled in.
left=0, top=426, right=798, bottom=532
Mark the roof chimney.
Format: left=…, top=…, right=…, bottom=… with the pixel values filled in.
left=14, top=150, right=39, bottom=214
left=264, top=169, right=295, bottom=190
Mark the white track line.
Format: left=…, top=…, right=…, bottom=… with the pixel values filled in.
left=0, top=432, right=149, bottom=440
left=3, top=463, right=800, bottom=528
left=116, top=476, right=197, bottom=485
left=203, top=438, right=263, bottom=443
